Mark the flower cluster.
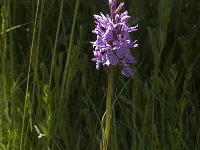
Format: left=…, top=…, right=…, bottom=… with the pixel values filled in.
left=91, top=0, right=138, bottom=77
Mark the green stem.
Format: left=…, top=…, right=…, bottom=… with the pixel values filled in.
left=20, top=0, right=40, bottom=149
left=103, top=67, right=114, bottom=150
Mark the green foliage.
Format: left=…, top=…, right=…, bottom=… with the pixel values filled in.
left=0, top=0, right=200, bottom=149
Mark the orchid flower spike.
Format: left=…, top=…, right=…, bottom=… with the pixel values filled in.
left=91, top=0, right=138, bottom=77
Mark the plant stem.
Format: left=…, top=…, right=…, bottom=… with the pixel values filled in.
left=103, top=67, right=114, bottom=150
left=20, top=0, right=40, bottom=149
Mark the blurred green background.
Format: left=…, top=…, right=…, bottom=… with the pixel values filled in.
left=0, top=0, right=200, bottom=149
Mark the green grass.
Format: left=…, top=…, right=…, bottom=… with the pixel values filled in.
left=0, top=0, right=200, bottom=149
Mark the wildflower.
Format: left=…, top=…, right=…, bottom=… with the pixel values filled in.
left=91, top=0, right=138, bottom=77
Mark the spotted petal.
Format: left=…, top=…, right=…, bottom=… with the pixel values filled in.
left=122, top=66, right=133, bottom=77
left=103, top=53, right=118, bottom=66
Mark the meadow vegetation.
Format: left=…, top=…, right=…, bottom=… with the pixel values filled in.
left=0, top=0, right=200, bottom=149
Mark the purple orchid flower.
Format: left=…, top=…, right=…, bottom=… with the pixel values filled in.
left=91, top=0, right=138, bottom=77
